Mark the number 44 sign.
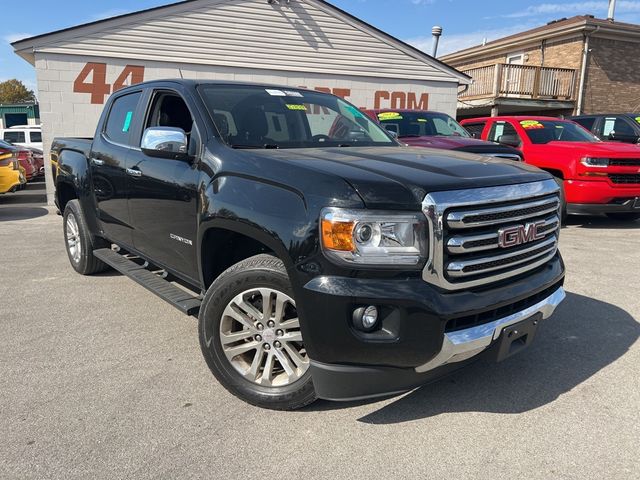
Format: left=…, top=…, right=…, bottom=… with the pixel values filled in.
left=73, top=63, right=145, bottom=104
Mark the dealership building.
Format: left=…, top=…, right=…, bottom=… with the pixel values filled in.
left=12, top=0, right=469, bottom=204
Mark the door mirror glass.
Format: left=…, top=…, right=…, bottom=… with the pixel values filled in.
left=141, top=127, right=189, bottom=160
left=497, top=134, right=521, bottom=147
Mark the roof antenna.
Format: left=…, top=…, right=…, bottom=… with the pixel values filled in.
left=431, top=26, right=443, bottom=57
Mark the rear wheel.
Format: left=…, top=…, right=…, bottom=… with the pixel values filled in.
left=606, top=212, right=640, bottom=222
left=199, top=254, right=316, bottom=410
left=63, top=200, right=110, bottom=275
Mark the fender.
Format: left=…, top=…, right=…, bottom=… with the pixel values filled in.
left=54, top=147, right=101, bottom=238
left=197, top=174, right=315, bottom=286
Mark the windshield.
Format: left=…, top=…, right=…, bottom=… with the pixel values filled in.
left=520, top=119, right=600, bottom=144
left=198, top=85, right=396, bottom=149
left=376, top=111, right=471, bottom=138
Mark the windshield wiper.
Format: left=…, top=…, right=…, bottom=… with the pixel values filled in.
left=398, top=134, right=422, bottom=138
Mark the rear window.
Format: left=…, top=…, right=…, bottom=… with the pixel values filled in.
left=29, top=131, right=42, bottom=143
left=463, top=122, right=486, bottom=139
left=104, top=92, right=142, bottom=146
left=572, top=117, right=596, bottom=132
left=4, top=131, right=25, bottom=143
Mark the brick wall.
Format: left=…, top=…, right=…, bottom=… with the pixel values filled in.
left=583, top=37, right=640, bottom=113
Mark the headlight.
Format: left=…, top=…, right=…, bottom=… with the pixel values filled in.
left=320, top=208, right=427, bottom=267
left=581, top=157, right=609, bottom=167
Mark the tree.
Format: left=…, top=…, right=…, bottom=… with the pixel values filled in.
left=0, top=79, right=36, bottom=104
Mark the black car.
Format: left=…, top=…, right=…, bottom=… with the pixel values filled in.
left=570, top=113, right=640, bottom=144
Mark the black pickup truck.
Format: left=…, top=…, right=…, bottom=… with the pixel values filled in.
left=52, top=80, right=565, bottom=410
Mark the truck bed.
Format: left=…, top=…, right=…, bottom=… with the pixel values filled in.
left=51, top=137, right=93, bottom=157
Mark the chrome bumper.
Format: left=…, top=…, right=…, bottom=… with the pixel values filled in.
left=415, top=287, right=566, bottom=373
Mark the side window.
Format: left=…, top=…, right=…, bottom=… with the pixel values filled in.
left=463, top=122, right=486, bottom=138
left=104, top=91, right=142, bottom=146
left=29, top=131, right=42, bottom=143
left=602, top=116, right=635, bottom=137
left=144, top=91, right=197, bottom=154
left=487, top=121, right=520, bottom=143
left=4, top=131, right=26, bottom=143
left=573, top=117, right=595, bottom=132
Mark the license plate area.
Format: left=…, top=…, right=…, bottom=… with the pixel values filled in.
left=493, top=313, right=542, bottom=362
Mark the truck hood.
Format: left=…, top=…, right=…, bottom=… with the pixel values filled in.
left=249, top=146, right=550, bottom=209
left=545, top=141, right=640, bottom=156
left=401, top=135, right=495, bottom=149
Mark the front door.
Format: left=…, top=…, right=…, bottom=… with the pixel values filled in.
left=89, top=90, right=144, bottom=247
left=127, top=89, right=200, bottom=280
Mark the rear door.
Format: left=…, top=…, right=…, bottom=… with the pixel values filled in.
left=89, top=89, right=144, bottom=248
left=127, top=87, right=201, bottom=280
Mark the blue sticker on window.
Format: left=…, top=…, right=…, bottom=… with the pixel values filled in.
left=122, top=111, right=133, bottom=132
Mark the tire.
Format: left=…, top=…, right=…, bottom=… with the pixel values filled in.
left=199, top=254, right=316, bottom=410
left=63, top=200, right=110, bottom=275
left=606, top=212, right=640, bottom=222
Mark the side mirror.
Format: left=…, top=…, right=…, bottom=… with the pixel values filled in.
left=141, top=127, right=190, bottom=160
left=497, top=134, right=521, bottom=148
left=384, top=125, right=399, bottom=139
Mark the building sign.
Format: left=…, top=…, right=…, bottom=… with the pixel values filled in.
left=71, top=62, right=430, bottom=112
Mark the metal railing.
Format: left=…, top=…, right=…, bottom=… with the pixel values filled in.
left=460, top=64, right=577, bottom=100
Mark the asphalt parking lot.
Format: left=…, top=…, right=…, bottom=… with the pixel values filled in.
left=1, top=186, right=638, bottom=480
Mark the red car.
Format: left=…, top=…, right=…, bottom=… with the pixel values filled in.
left=460, top=116, right=640, bottom=221
left=364, top=109, right=523, bottom=160
left=0, top=140, right=37, bottom=181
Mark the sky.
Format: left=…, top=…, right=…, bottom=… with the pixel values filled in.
left=3, top=0, right=640, bottom=94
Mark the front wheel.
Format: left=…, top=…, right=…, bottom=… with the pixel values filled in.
left=198, top=254, right=316, bottom=410
left=606, top=212, right=640, bottom=222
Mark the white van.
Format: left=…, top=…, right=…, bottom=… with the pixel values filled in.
left=1, top=125, right=43, bottom=150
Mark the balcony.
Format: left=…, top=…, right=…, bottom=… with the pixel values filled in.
left=460, top=63, right=577, bottom=99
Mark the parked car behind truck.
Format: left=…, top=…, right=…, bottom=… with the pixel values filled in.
left=0, top=144, right=25, bottom=194
left=365, top=109, right=523, bottom=160
left=570, top=113, right=640, bottom=144
left=53, top=80, right=566, bottom=410
left=461, top=116, right=640, bottom=221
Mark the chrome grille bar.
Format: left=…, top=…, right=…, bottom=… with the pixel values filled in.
left=447, top=215, right=559, bottom=254
left=447, top=236, right=557, bottom=278
left=446, top=196, right=559, bottom=229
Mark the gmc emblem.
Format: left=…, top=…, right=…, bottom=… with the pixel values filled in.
left=498, top=221, right=546, bottom=248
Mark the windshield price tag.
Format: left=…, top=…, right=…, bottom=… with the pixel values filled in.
left=286, top=104, right=307, bottom=111
left=520, top=120, right=544, bottom=129
left=635, top=116, right=640, bottom=124
left=378, top=112, right=403, bottom=121
left=265, top=89, right=287, bottom=96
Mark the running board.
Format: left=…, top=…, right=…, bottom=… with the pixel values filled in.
left=93, top=248, right=201, bottom=316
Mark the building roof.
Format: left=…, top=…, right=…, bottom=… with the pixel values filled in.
left=12, top=0, right=470, bottom=84
left=441, top=15, right=640, bottom=64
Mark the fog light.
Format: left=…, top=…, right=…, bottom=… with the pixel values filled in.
left=353, top=305, right=379, bottom=332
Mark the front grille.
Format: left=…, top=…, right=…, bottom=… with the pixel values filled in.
left=609, top=158, right=640, bottom=166
left=610, top=174, right=640, bottom=184
left=422, top=180, right=561, bottom=290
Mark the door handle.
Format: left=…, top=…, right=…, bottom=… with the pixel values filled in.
left=91, top=158, right=105, bottom=166
left=126, top=168, right=142, bottom=177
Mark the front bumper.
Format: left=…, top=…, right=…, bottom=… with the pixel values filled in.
left=565, top=179, right=640, bottom=213
left=311, top=286, right=565, bottom=401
